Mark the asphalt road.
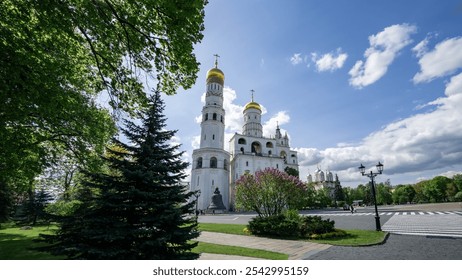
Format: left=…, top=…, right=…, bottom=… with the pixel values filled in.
left=198, top=202, right=462, bottom=231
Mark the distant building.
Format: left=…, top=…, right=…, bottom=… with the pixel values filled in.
left=307, top=167, right=342, bottom=198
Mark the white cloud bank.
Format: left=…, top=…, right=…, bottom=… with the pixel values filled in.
left=349, top=23, right=417, bottom=88
left=312, top=48, right=348, bottom=72
left=300, top=68, right=462, bottom=185
left=298, top=72, right=462, bottom=182
left=413, top=37, right=462, bottom=83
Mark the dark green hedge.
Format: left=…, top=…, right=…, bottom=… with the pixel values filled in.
left=248, top=214, right=339, bottom=238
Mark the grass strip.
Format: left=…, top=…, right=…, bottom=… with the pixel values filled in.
left=308, top=229, right=387, bottom=246
left=199, top=223, right=249, bottom=235
left=193, top=242, right=288, bottom=260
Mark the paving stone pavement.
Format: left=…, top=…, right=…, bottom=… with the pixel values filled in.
left=305, top=210, right=462, bottom=216
left=382, top=213, right=462, bottom=238
left=196, top=231, right=331, bottom=260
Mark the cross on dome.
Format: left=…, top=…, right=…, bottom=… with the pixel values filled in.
left=213, top=54, right=220, bottom=68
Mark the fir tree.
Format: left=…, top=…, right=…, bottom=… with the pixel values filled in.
left=40, top=92, right=199, bottom=259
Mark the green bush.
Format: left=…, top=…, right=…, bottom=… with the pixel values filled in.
left=248, top=215, right=299, bottom=238
left=300, top=215, right=335, bottom=236
left=247, top=213, right=337, bottom=238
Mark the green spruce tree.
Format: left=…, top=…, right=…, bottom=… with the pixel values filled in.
left=40, top=92, right=199, bottom=259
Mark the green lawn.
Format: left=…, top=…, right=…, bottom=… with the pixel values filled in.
left=1, top=222, right=385, bottom=260
left=0, top=223, right=285, bottom=260
left=0, top=224, right=62, bottom=260
left=199, top=223, right=387, bottom=246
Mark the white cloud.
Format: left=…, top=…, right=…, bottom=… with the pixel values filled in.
left=262, top=111, right=290, bottom=138
left=298, top=73, right=462, bottom=184
left=349, top=23, right=417, bottom=88
left=413, top=37, right=462, bottom=83
left=445, top=72, right=462, bottom=96
left=223, top=87, right=246, bottom=132
left=312, top=48, right=348, bottom=72
left=412, top=37, right=430, bottom=58
left=191, top=135, right=200, bottom=149
left=290, top=53, right=304, bottom=65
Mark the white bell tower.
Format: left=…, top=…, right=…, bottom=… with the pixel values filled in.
left=190, top=55, right=230, bottom=211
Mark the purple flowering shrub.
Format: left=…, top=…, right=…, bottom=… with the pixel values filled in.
left=235, top=168, right=307, bottom=217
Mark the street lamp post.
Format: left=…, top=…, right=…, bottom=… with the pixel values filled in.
left=359, top=162, right=384, bottom=231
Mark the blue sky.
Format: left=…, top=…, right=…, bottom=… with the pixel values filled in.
left=163, top=0, right=462, bottom=187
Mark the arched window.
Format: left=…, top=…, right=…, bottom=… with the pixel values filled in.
left=238, top=138, right=246, bottom=145
left=213, top=113, right=217, bottom=120
left=266, top=142, right=274, bottom=148
left=204, top=113, right=208, bottom=121
left=196, top=157, right=203, bottom=169
left=210, top=157, right=217, bottom=168
left=220, top=115, right=223, bottom=123
left=251, top=141, right=262, bottom=155
left=268, top=150, right=272, bottom=156
left=224, top=159, right=228, bottom=170
left=240, top=147, right=244, bottom=153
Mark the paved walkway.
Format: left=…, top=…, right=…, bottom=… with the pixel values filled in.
left=196, top=231, right=331, bottom=260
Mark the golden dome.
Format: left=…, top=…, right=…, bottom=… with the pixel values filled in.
left=206, top=67, right=224, bottom=85
left=244, top=101, right=262, bottom=111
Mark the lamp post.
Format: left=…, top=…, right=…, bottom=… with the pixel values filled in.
left=193, top=190, right=201, bottom=217
left=358, top=162, right=384, bottom=231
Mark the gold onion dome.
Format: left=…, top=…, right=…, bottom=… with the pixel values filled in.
left=244, top=101, right=262, bottom=111
left=206, top=67, right=225, bottom=85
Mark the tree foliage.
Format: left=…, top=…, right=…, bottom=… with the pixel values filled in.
left=39, top=92, right=199, bottom=259
left=392, top=184, right=416, bottom=204
left=0, top=0, right=207, bottom=221
left=235, top=168, right=307, bottom=217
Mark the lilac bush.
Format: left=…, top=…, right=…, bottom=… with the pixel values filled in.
left=235, top=168, right=307, bottom=217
